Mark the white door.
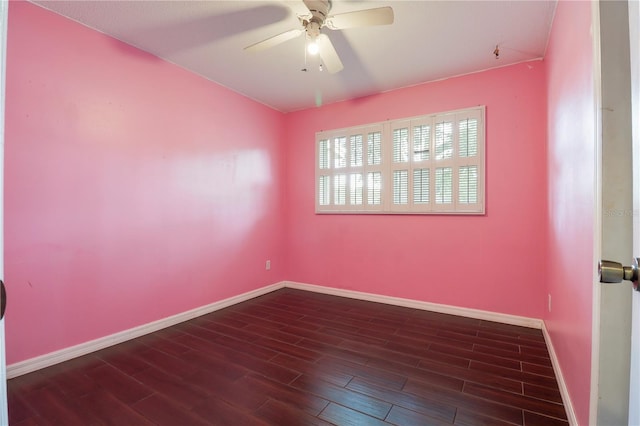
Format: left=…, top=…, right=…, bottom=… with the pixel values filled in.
left=627, top=0, right=640, bottom=423
left=594, top=1, right=640, bottom=425
left=0, top=0, right=8, bottom=424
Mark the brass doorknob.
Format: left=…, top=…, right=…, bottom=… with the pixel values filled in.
left=599, top=258, right=639, bottom=291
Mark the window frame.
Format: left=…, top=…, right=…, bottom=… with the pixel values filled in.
left=315, top=106, right=485, bottom=215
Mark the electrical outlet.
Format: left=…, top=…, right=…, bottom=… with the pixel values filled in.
left=265, top=260, right=271, bottom=271
left=548, top=294, right=552, bottom=312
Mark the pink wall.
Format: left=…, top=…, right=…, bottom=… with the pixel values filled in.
left=284, top=63, right=548, bottom=318
left=4, top=10, right=595, bottom=425
left=4, top=2, right=286, bottom=364
left=544, top=2, right=595, bottom=425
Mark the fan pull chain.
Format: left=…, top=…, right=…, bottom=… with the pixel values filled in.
left=301, top=36, right=309, bottom=72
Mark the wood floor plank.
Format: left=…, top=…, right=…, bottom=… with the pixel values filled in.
left=83, top=364, right=154, bottom=405
left=239, top=373, right=330, bottom=416
left=523, top=410, right=570, bottom=426
left=78, top=389, right=156, bottom=426
left=190, top=397, right=271, bottom=426
left=185, top=369, right=268, bottom=412
left=473, top=343, right=553, bottom=367
left=291, top=374, right=393, bottom=420
left=254, top=399, right=335, bottom=426
left=16, top=386, right=104, bottom=426
left=314, top=355, right=408, bottom=390
left=279, top=324, right=345, bottom=346
left=134, top=347, right=200, bottom=379
left=7, top=288, right=568, bottom=425
left=318, top=402, right=390, bottom=426
left=523, top=382, right=564, bottom=404
left=403, top=378, right=524, bottom=425
left=468, top=360, right=559, bottom=389
left=454, top=408, right=522, bottom=426
left=95, top=345, right=153, bottom=376
left=131, top=394, right=211, bottom=425
left=270, top=353, right=353, bottom=387
left=429, top=342, right=523, bottom=370
left=346, top=376, right=457, bottom=422
left=415, top=358, right=524, bottom=394
left=132, top=366, right=209, bottom=410
left=522, top=361, right=556, bottom=377
left=10, top=417, right=50, bottom=426
left=385, top=405, right=453, bottom=426
left=463, top=382, right=567, bottom=420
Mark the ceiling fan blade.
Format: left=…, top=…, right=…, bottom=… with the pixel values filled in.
left=326, top=7, right=394, bottom=30
left=244, top=28, right=303, bottom=52
left=316, top=34, right=343, bottom=74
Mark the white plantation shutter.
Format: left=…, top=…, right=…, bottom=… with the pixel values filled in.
left=459, top=166, right=478, bottom=204
left=458, top=118, right=478, bottom=158
left=318, top=175, right=330, bottom=206
left=367, top=172, right=382, bottom=205
left=350, top=135, right=363, bottom=167
left=434, top=119, right=454, bottom=160
left=431, top=114, right=456, bottom=212
left=316, top=106, right=484, bottom=214
left=334, top=136, right=347, bottom=169
left=350, top=173, right=363, bottom=205
left=319, top=138, right=330, bottom=169
left=393, top=127, right=409, bottom=163
left=368, top=131, right=382, bottom=166
left=390, top=121, right=411, bottom=211
left=413, top=168, right=429, bottom=204
left=317, top=139, right=331, bottom=209
left=435, top=167, right=453, bottom=204
left=365, top=126, right=384, bottom=209
left=334, top=174, right=346, bottom=205
left=413, top=124, right=430, bottom=162
left=393, top=170, right=409, bottom=204
left=407, top=117, right=433, bottom=212
left=453, top=108, right=484, bottom=212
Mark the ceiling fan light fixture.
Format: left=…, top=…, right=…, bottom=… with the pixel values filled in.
left=307, top=39, right=319, bottom=55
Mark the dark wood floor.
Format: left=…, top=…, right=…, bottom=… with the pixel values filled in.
left=8, top=288, right=568, bottom=425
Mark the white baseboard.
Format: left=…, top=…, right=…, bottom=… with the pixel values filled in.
left=7, top=280, right=547, bottom=380
left=542, top=321, right=578, bottom=426
left=6, top=281, right=286, bottom=378
left=284, top=281, right=543, bottom=329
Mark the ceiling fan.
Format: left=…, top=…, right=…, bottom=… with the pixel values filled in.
left=244, top=0, right=394, bottom=74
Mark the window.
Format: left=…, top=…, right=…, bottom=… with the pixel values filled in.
left=315, top=106, right=485, bottom=214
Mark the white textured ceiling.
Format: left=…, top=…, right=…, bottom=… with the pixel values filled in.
left=31, top=0, right=557, bottom=112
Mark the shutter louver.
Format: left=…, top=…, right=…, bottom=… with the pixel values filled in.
left=459, top=119, right=478, bottom=158
left=393, top=128, right=409, bottom=163
left=367, top=172, right=382, bottom=205
left=435, top=121, right=453, bottom=160
left=334, top=137, right=346, bottom=168
left=435, top=167, right=453, bottom=204
left=368, top=132, right=382, bottom=165
left=334, top=174, right=346, bottom=205
left=350, top=173, right=363, bottom=205
left=350, top=135, right=363, bottom=167
left=413, top=168, right=429, bottom=204
left=319, top=139, right=330, bottom=169
left=459, top=166, right=478, bottom=204
left=413, top=125, right=430, bottom=162
left=393, top=170, right=409, bottom=204
left=319, top=176, right=330, bottom=206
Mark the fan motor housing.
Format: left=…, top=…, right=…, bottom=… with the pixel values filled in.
left=304, top=0, right=332, bottom=25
